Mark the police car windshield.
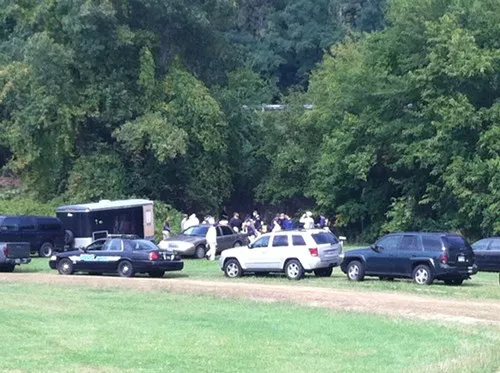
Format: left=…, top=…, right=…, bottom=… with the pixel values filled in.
left=183, top=226, right=209, bottom=237
left=131, top=240, right=158, bottom=251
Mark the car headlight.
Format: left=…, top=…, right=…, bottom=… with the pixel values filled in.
left=50, top=255, right=57, bottom=261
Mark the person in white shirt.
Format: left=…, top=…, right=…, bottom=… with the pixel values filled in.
left=185, top=214, right=200, bottom=229
left=205, top=217, right=218, bottom=261
left=300, top=211, right=315, bottom=229
left=180, top=214, right=188, bottom=231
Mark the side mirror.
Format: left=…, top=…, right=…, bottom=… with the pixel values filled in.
left=370, top=244, right=379, bottom=252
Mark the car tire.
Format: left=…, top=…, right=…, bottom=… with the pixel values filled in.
left=285, top=259, right=304, bottom=280
left=194, top=245, right=206, bottom=259
left=346, top=260, right=365, bottom=281
left=412, top=264, right=433, bottom=285
left=64, top=230, right=74, bottom=246
left=314, top=267, right=333, bottom=277
left=224, top=259, right=243, bottom=278
left=57, top=259, right=74, bottom=275
left=444, top=278, right=464, bottom=286
left=233, top=241, right=242, bottom=248
left=118, top=260, right=135, bottom=278
left=0, top=264, right=15, bottom=273
left=149, top=270, right=165, bottom=278
left=39, top=242, right=54, bottom=258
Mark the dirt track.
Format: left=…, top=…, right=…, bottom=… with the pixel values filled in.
left=2, top=272, right=500, bottom=326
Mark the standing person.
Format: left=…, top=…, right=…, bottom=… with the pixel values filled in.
left=219, top=215, right=229, bottom=226
left=300, top=211, right=315, bottom=229
left=180, top=214, right=188, bottom=231
left=229, top=212, right=242, bottom=232
left=272, top=219, right=282, bottom=232
left=205, top=217, right=218, bottom=261
left=162, top=220, right=171, bottom=240
left=185, top=214, right=200, bottom=229
left=252, top=210, right=262, bottom=232
left=318, top=215, right=326, bottom=229
left=282, top=215, right=294, bottom=230
left=278, top=213, right=286, bottom=229
left=244, top=219, right=257, bottom=241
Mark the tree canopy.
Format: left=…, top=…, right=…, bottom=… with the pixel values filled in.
left=1, top=0, right=499, bottom=241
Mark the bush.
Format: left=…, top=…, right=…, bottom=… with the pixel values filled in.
left=0, top=198, right=58, bottom=216
left=154, top=200, right=183, bottom=241
left=65, top=151, right=126, bottom=203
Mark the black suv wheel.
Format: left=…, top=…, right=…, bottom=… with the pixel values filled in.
left=412, top=264, right=433, bottom=285
left=346, top=260, right=365, bottom=281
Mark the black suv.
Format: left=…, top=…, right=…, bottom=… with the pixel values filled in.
left=340, top=232, right=477, bottom=285
left=0, top=215, right=65, bottom=257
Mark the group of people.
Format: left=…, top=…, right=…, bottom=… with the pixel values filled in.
left=162, top=210, right=332, bottom=261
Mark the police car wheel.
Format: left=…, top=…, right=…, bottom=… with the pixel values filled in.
left=57, top=259, right=74, bottom=275
left=118, top=260, right=135, bottom=278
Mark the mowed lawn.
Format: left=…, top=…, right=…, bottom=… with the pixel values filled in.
left=23, top=250, right=500, bottom=300
left=0, top=282, right=499, bottom=373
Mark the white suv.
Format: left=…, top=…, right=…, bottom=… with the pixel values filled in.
left=219, top=229, right=343, bottom=280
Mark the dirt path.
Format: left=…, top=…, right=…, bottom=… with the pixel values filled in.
left=2, top=272, right=500, bottom=326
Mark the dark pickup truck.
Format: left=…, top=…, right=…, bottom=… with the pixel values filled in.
left=0, top=242, right=31, bottom=272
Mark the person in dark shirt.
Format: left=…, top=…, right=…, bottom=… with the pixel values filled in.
left=229, top=212, right=242, bottom=232
left=319, top=215, right=326, bottom=228
left=252, top=210, right=262, bottom=232
left=282, top=215, right=294, bottom=230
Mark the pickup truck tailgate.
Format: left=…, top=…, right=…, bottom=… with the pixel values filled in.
left=1, top=242, right=31, bottom=259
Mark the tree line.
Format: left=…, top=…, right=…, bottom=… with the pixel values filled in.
left=0, top=0, right=499, bottom=241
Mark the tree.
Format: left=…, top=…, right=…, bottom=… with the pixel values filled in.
left=289, top=0, right=500, bottom=240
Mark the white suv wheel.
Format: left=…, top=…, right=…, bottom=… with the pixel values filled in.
left=285, top=260, right=304, bottom=280
left=224, top=259, right=243, bottom=278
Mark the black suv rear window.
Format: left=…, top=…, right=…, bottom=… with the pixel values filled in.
left=443, top=235, right=470, bottom=250
left=422, top=236, right=442, bottom=251
left=312, top=232, right=339, bottom=245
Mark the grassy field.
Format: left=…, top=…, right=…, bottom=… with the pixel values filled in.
left=22, top=251, right=500, bottom=301
left=0, top=282, right=499, bottom=373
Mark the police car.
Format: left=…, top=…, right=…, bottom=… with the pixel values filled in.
left=48, top=238, right=183, bottom=278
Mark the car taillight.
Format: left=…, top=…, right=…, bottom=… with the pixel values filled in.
left=309, top=248, right=318, bottom=257
left=149, top=251, right=160, bottom=261
left=440, top=252, right=449, bottom=264
left=2, top=245, right=7, bottom=257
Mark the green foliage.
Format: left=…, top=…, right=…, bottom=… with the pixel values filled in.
left=0, top=197, right=57, bottom=216
left=229, top=0, right=385, bottom=88
left=5, top=0, right=500, bottom=241
left=267, top=0, right=500, bottom=240
left=213, top=68, right=277, bottom=207
left=154, top=200, right=182, bottom=239
left=65, top=150, right=127, bottom=203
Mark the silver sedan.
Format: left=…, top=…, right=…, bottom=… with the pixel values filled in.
left=159, top=225, right=249, bottom=259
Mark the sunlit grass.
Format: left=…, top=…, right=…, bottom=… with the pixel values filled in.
left=0, top=282, right=499, bottom=373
